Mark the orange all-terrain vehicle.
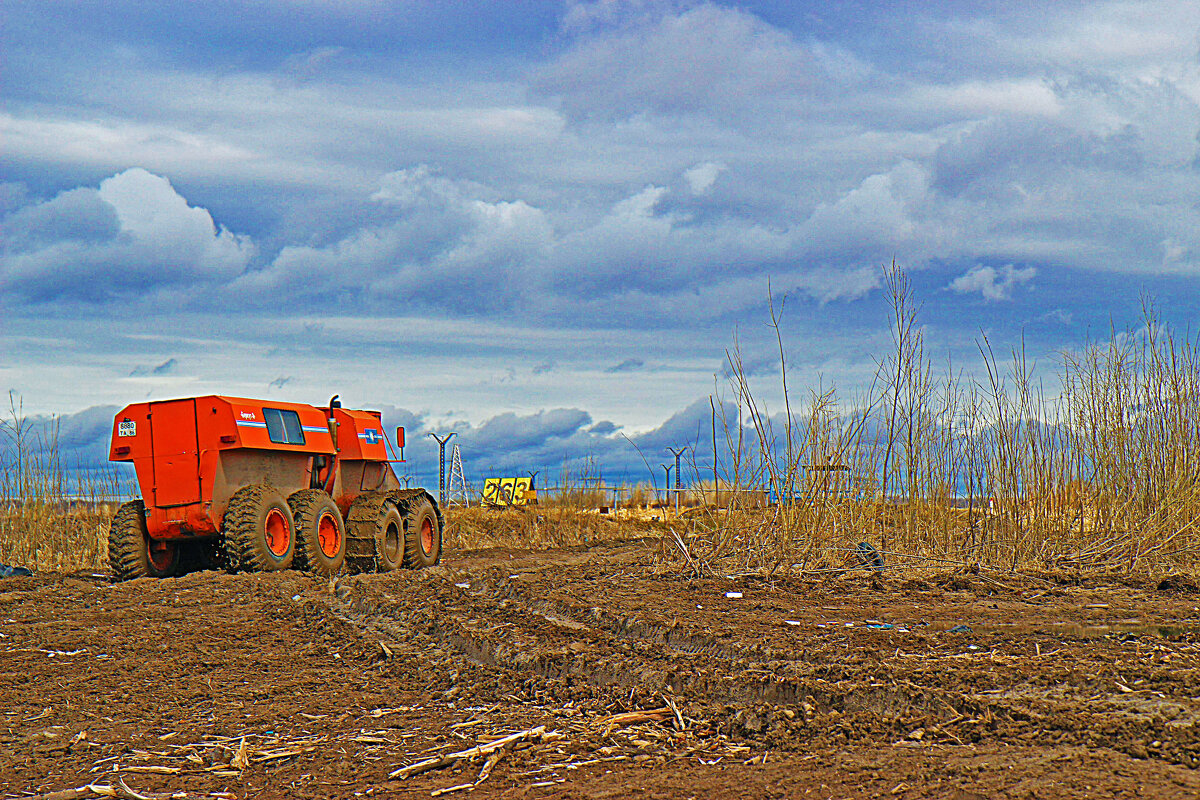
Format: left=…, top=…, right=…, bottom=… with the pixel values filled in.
left=107, top=395, right=442, bottom=580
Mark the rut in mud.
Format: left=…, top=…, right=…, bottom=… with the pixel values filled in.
left=317, top=539, right=1200, bottom=766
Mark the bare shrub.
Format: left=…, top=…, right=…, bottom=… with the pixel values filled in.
left=674, top=269, right=1200, bottom=577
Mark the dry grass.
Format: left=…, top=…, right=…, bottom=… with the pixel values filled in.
left=445, top=505, right=664, bottom=552
left=679, top=266, right=1200, bottom=577
left=0, top=395, right=122, bottom=572
left=0, top=505, right=112, bottom=573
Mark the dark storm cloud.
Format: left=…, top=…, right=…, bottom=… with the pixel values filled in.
left=129, top=358, right=180, bottom=377
left=378, top=397, right=743, bottom=484
left=1, top=404, right=123, bottom=491
left=606, top=358, right=644, bottom=373
left=52, top=405, right=120, bottom=451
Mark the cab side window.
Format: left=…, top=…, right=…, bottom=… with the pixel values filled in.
left=264, top=408, right=305, bottom=445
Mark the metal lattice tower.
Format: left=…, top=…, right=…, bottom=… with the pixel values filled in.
left=447, top=443, right=469, bottom=507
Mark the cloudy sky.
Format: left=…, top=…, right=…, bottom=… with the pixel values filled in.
left=4, top=0, right=1200, bottom=487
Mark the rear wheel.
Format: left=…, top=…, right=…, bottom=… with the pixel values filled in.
left=109, top=500, right=178, bottom=580
left=374, top=506, right=405, bottom=572
left=403, top=497, right=442, bottom=568
left=222, top=484, right=295, bottom=572
left=288, top=489, right=346, bottom=576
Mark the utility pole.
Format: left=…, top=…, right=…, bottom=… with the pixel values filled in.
left=668, top=446, right=687, bottom=513
left=661, top=464, right=672, bottom=506
left=428, top=432, right=456, bottom=506
left=711, top=396, right=719, bottom=510
left=527, top=469, right=539, bottom=489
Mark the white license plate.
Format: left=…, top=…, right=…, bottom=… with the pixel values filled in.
left=117, top=420, right=137, bottom=437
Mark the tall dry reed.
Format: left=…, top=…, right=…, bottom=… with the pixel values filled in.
left=0, top=394, right=124, bottom=572
left=682, top=267, right=1200, bottom=576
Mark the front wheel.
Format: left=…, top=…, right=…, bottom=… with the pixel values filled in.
left=403, top=496, right=442, bottom=568
left=222, top=484, right=295, bottom=572
left=109, top=500, right=178, bottom=580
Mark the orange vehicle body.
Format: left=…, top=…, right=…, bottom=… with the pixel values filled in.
left=109, top=395, right=404, bottom=542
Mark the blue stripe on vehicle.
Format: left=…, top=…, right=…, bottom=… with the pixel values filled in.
left=235, top=420, right=267, bottom=428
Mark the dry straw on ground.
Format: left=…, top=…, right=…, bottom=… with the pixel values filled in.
left=445, top=501, right=667, bottom=552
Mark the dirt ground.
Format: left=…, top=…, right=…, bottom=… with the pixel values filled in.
left=3, top=536, right=1200, bottom=799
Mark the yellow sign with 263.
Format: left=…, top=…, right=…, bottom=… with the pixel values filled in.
left=482, top=477, right=533, bottom=506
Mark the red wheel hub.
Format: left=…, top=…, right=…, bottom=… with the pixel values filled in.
left=420, top=518, right=434, bottom=555
left=264, top=508, right=291, bottom=557
left=147, top=539, right=174, bottom=571
left=317, top=511, right=341, bottom=558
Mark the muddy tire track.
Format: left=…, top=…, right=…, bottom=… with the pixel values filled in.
left=305, top=544, right=1200, bottom=767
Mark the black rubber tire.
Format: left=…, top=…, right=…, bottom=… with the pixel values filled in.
left=403, top=496, right=442, bottom=568
left=109, top=500, right=178, bottom=580
left=222, top=484, right=295, bottom=572
left=856, top=541, right=885, bottom=571
left=288, top=489, right=346, bottom=576
left=374, top=506, right=405, bottom=572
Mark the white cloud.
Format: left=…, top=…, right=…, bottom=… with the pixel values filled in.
left=949, top=264, right=1037, bottom=301
left=0, top=112, right=258, bottom=175
left=684, top=161, right=725, bottom=194
left=912, top=79, right=1063, bottom=118
left=371, top=165, right=483, bottom=208
left=798, top=160, right=937, bottom=260
left=535, top=4, right=837, bottom=121
left=11, top=0, right=1200, bottom=444
left=234, top=166, right=553, bottom=312
left=1, top=168, right=253, bottom=301
left=1006, top=1, right=1200, bottom=68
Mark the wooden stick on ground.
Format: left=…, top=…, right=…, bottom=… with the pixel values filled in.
left=602, top=708, right=672, bottom=727
left=662, top=695, right=686, bottom=731
left=388, top=725, right=554, bottom=780
left=18, top=780, right=207, bottom=800
left=474, top=749, right=504, bottom=785
left=14, top=786, right=96, bottom=800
